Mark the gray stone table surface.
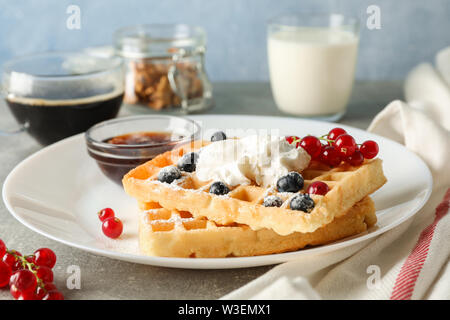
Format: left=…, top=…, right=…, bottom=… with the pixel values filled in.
left=0, top=81, right=403, bottom=300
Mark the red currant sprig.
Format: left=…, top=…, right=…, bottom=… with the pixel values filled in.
left=285, top=127, right=379, bottom=167
left=0, top=241, right=64, bottom=300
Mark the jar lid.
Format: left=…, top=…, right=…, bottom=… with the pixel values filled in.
left=114, top=24, right=206, bottom=59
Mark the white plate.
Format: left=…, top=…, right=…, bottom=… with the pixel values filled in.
left=2, top=115, right=432, bottom=269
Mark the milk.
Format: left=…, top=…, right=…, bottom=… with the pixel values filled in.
left=268, top=28, right=358, bottom=117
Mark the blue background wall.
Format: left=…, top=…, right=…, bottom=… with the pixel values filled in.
left=0, top=0, right=449, bottom=81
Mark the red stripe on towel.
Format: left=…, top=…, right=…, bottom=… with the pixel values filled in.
left=390, top=188, right=450, bottom=300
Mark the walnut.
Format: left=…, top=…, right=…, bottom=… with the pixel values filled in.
left=125, top=59, right=203, bottom=110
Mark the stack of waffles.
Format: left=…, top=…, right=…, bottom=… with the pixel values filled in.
left=123, top=140, right=387, bottom=258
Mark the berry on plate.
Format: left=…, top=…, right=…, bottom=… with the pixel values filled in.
left=285, top=136, right=300, bottom=144
left=209, top=181, right=230, bottom=196
left=299, top=136, right=322, bottom=159
left=327, top=127, right=347, bottom=142
left=102, top=217, right=123, bottom=239
left=157, top=166, right=182, bottom=184
left=211, top=131, right=227, bottom=142
left=360, top=140, right=379, bottom=159
left=307, top=181, right=329, bottom=196
left=334, top=134, right=357, bottom=157
left=177, top=152, right=199, bottom=173
left=290, top=194, right=315, bottom=212
left=320, top=146, right=341, bottom=167
left=97, top=208, right=115, bottom=222
left=277, top=172, right=304, bottom=193
left=263, top=195, right=283, bottom=207
left=346, top=149, right=364, bottom=166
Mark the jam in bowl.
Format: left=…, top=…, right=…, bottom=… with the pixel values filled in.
left=85, top=115, right=201, bottom=185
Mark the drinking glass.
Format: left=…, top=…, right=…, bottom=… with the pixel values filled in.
left=268, top=13, right=359, bottom=121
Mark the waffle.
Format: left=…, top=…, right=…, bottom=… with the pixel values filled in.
left=137, top=197, right=376, bottom=258
left=123, top=140, right=386, bottom=236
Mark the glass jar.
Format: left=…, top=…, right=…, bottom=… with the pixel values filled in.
left=114, top=24, right=213, bottom=113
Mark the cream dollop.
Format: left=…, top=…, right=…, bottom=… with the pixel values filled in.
left=196, top=135, right=311, bottom=187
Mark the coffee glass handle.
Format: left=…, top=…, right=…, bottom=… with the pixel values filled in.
left=0, top=84, right=29, bottom=136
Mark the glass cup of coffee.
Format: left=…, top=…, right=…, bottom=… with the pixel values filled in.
left=1, top=52, right=125, bottom=145
left=268, top=13, right=359, bottom=121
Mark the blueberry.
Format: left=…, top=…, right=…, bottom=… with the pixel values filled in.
left=177, top=152, right=199, bottom=173
left=263, top=195, right=283, bottom=207
left=211, top=131, right=227, bottom=142
left=276, top=172, right=304, bottom=193
left=157, top=166, right=181, bottom=184
left=209, top=181, right=230, bottom=195
left=290, top=194, right=315, bottom=212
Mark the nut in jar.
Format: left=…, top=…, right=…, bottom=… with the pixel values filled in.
left=115, top=24, right=213, bottom=113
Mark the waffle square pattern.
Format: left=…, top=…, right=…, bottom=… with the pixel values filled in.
left=137, top=197, right=376, bottom=258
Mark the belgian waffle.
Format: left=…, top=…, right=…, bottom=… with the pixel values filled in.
left=123, top=140, right=386, bottom=236
left=137, top=197, right=376, bottom=258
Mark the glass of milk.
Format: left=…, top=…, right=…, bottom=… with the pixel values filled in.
left=268, top=14, right=359, bottom=121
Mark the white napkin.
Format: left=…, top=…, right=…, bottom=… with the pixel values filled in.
left=222, top=47, right=450, bottom=300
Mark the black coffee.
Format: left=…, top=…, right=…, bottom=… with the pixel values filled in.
left=6, top=93, right=124, bottom=145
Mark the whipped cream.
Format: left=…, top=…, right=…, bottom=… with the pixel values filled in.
left=196, top=135, right=311, bottom=187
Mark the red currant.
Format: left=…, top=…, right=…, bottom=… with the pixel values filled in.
left=299, top=136, right=322, bottom=159
left=10, top=283, right=20, bottom=299
left=2, top=251, right=20, bottom=270
left=44, top=283, right=57, bottom=292
left=0, top=239, right=6, bottom=259
left=43, top=290, right=64, bottom=300
left=320, top=146, right=342, bottom=167
left=12, top=259, right=24, bottom=272
left=34, top=248, right=56, bottom=269
left=327, top=128, right=347, bottom=143
left=36, top=266, right=53, bottom=283
left=346, top=150, right=364, bottom=166
left=18, top=290, right=37, bottom=300
left=9, top=269, right=37, bottom=298
left=318, top=143, right=327, bottom=157
left=360, top=140, right=379, bottom=159
left=98, top=208, right=115, bottom=222
left=334, top=134, right=357, bottom=157
left=285, top=136, right=300, bottom=144
left=25, top=255, right=35, bottom=264
left=102, top=217, right=123, bottom=239
left=0, top=261, right=12, bottom=287
left=307, top=181, right=330, bottom=196
left=35, top=287, right=47, bottom=300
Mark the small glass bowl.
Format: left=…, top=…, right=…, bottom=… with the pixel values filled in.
left=85, top=115, right=201, bottom=185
